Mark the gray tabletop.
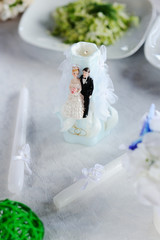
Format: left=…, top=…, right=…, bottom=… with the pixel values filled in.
left=0, top=18, right=160, bottom=240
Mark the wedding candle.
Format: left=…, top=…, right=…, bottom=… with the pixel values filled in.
left=53, top=154, right=125, bottom=209
left=59, top=41, right=118, bottom=146
left=8, top=87, right=29, bottom=194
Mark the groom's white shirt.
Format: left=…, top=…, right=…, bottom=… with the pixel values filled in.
left=82, top=78, right=87, bottom=84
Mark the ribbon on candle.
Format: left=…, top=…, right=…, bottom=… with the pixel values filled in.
left=81, top=164, right=104, bottom=190
left=14, top=144, right=32, bottom=174
left=99, top=45, right=107, bottom=68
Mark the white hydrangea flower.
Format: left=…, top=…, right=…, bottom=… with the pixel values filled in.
left=126, top=144, right=149, bottom=177
left=0, top=4, right=11, bottom=21
left=0, top=0, right=32, bottom=21
left=143, top=132, right=160, bottom=158
left=136, top=176, right=160, bottom=206
left=149, top=162, right=160, bottom=181
left=124, top=106, right=160, bottom=207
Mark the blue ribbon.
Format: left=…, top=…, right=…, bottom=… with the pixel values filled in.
left=129, top=104, right=155, bottom=150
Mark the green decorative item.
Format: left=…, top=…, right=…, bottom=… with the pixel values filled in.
left=52, top=0, right=139, bottom=46
left=0, top=199, right=45, bottom=240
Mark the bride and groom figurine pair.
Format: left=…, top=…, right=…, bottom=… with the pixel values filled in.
left=58, top=42, right=118, bottom=146
left=63, top=66, right=94, bottom=120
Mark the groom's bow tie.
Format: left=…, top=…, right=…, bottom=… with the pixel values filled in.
left=82, top=77, right=87, bottom=84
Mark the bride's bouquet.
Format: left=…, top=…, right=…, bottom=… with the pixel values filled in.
left=0, top=0, right=32, bottom=21
left=71, top=87, right=77, bottom=95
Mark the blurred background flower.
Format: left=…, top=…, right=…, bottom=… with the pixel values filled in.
left=0, top=0, right=32, bottom=21
left=123, top=104, right=160, bottom=207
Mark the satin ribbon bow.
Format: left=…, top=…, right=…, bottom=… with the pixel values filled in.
left=14, top=144, right=32, bottom=174
left=81, top=164, right=104, bottom=189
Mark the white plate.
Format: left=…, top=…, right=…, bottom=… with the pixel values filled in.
left=144, top=15, right=160, bottom=69
left=18, top=0, right=156, bottom=59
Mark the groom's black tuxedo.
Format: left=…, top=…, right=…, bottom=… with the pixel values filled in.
left=80, top=75, right=94, bottom=118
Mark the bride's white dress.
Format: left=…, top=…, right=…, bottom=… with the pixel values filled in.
left=63, top=80, right=84, bottom=119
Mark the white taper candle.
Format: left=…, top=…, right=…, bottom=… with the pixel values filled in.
left=8, top=87, right=29, bottom=194
left=53, top=154, right=126, bottom=209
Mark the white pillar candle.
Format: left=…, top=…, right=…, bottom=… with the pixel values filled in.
left=8, top=87, right=29, bottom=194
left=53, top=154, right=125, bottom=209
left=71, top=41, right=99, bottom=70
left=59, top=41, right=118, bottom=145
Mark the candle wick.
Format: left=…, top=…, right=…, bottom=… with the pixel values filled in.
left=84, top=50, right=88, bottom=55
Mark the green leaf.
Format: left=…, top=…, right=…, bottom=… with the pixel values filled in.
left=9, top=0, right=23, bottom=8
left=88, top=3, right=117, bottom=20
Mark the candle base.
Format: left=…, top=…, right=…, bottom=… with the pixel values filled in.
left=58, top=106, right=118, bottom=146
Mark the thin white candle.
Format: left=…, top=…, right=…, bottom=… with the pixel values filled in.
left=8, top=87, right=29, bottom=194
left=53, top=154, right=126, bottom=209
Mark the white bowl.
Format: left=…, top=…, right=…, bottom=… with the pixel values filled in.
left=18, top=0, right=156, bottom=59
left=144, top=15, right=160, bottom=69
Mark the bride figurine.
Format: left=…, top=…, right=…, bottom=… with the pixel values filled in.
left=63, top=66, right=84, bottom=119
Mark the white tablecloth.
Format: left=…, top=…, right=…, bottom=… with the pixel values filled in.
left=0, top=18, right=160, bottom=240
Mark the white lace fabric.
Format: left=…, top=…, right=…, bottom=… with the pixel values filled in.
left=62, top=80, right=84, bottom=119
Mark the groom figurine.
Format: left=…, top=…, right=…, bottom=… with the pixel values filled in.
left=80, top=67, right=94, bottom=118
